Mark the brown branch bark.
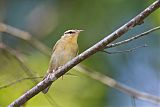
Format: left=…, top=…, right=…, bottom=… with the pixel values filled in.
left=8, top=0, right=160, bottom=107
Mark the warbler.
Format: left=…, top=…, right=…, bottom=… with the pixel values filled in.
left=42, top=29, right=83, bottom=94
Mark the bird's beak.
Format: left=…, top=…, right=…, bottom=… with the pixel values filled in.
left=78, top=30, right=84, bottom=32
left=77, top=30, right=84, bottom=33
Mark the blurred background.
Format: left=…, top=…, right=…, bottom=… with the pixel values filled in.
left=0, top=0, right=160, bottom=107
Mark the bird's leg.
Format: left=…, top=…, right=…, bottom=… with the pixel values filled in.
left=57, top=66, right=64, bottom=80
left=48, top=70, right=55, bottom=78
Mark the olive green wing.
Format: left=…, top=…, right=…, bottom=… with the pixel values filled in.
left=47, top=40, right=61, bottom=73
left=52, top=40, right=60, bottom=53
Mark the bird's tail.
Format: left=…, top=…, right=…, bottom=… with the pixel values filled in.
left=42, top=85, right=51, bottom=94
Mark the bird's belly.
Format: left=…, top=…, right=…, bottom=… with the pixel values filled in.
left=58, top=52, right=74, bottom=65
left=51, top=49, right=76, bottom=69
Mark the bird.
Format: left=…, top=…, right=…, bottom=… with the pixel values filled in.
left=42, top=29, right=83, bottom=94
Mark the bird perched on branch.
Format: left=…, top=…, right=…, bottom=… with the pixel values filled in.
left=42, top=29, right=83, bottom=94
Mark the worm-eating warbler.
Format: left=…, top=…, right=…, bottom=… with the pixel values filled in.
left=42, top=29, right=83, bottom=94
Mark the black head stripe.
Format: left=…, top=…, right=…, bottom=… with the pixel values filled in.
left=64, top=31, right=76, bottom=34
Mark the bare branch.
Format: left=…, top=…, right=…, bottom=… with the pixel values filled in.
left=0, top=23, right=31, bottom=40
left=0, top=77, right=43, bottom=89
left=0, top=23, right=51, bottom=56
left=75, top=65, right=160, bottom=104
left=102, top=44, right=147, bottom=54
left=8, top=1, right=160, bottom=106
left=106, top=26, right=160, bottom=48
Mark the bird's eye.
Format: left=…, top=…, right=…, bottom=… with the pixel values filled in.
left=65, top=31, right=75, bottom=34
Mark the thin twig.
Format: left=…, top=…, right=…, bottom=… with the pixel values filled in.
left=0, top=77, right=43, bottom=89
left=75, top=65, right=160, bottom=104
left=8, top=1, right=160, bottom=106
left=102, top=44, right=147, bottom=54
left=106, top=26, right=160, bottom=48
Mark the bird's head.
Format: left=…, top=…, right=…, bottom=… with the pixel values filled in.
left=62, top=29, right=83, bottom=38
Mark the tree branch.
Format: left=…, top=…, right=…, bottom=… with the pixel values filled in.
left=102, top=44, right=147, bottom=54
left=0, top=23, right=51, bottom=56
left=75, top=65, right=160, bottom=104
left=8, top=1, right=160, bottom=106
left=106, top=26, right=160, bottom=48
